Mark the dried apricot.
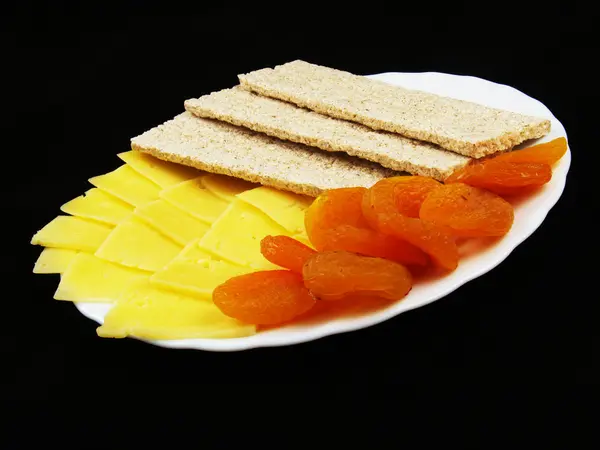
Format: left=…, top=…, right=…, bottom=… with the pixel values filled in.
left=362, top=182, right=459, bottom=271
left=305, top=187, right=369, bottom=249
left=303, top=251, right=412, bottom=301
left=213, top=270, right=316, bottom=325
left=390, top=176, right=442, bottom=217
left=490, top=137, right=567, bottom=165
left=304, top=186, right=428, bottom=265
left=313, top=294, right=396, bottom=319
left=318, top=224, right=428, bottom=266
left=260, top=235, right=317, bottom=274
left=420, top=183, right=514, bottom=237
left=445, top=160, right=552, bottom=195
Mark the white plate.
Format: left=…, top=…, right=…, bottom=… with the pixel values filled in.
left=75, top=71, right=571, bottom=351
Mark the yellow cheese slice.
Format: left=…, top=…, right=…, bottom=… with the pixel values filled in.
left=199, top=199, right=286, bottom=269
left=33, top=248, right=79, bottom=274
left=31, top=216, right=112, bottom=252
left=60, top=188, right=133, bottom=225
left=134, top=199, right=210, bottom=246
left=97, top=280, right=256, bottom=340
left=201, top=173, right=258, bottom=202
left=89, top=165, right=160, bottom=207
left=54, top=253, right=149, bottom=302
left=159, top=176, right=229, bottom=223
left=151, top=259, right=255, bottom=298
left=118, top=151, right=200, bottom=188
left=170, top=238, right=214, bottom=264
left=237, top=186, right=312, bottom=234
left=95, top=217, right=182, bottom=272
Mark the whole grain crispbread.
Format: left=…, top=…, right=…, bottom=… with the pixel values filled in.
left=185, top=87, right=471, bottom=181
left=130, top=112, right=399, bottom=197
left=238, top=60, right=551, bottom=158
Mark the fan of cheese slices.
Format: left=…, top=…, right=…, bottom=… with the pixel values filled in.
left=31, top=151, right=313, bottom=340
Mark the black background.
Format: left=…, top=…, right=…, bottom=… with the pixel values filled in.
left=3, top=3, right=599, bottom=443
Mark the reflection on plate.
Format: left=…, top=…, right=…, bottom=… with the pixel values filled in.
left=75, top=71, right=571, bottom=351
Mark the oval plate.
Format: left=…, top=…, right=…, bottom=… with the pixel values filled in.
left=75, top=71, right=571, bottom=351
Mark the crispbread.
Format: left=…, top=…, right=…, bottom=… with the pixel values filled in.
left=238, top=60, right=551, bottom=158
left=130, top=112, right=398, bottom=197
left=185, top=87, right=471, bottom=181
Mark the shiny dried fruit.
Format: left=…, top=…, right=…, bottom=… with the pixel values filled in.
left=445, top=160, right=552, bottom=195
left=362, top=181, right=459, bottom=271
left=304, top=187, right=369, bottom=249
left=213, top=270, right=316, bottom=325
left=260, top=235, right=317, bottom=274
left=318, top=224, right=428, bottom=266
left=307, top=294, right=396, bottom=321
left=370, top=176, right=441, bottom=218
left=304, top=187, right=426, bottom=264
left=420, top=183, right=514, bottom=237
left=491, top=137, right=567, bottom=165
left=302, top=251, right=413, bottom=301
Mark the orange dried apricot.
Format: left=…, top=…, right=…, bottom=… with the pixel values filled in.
left=490, top=137, right=567, bottom=166
left=420, top=183, right=514, bottom=237
left=304, top=186, right=428, bottom=265
left=318, top=224, right=428, bottom=266
left=362, top=181, right=459, bottom=271
left=302, top=251, right=412, bottom=301
left=260, top=235, right=317, bottom=274
left=445, top=160, right=552, bottom=195
left=305, top=187, right=369, bottom=249
left=386, top=176, right=442, bottom=218
left=213, top=270, right=316, bottom=325
left=318, top=294, right=396, bottom=318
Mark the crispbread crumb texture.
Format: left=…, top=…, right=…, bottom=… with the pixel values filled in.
left=130, top=112, right=399, bottom=197
left=185, top=87, right=471, bottom=181
left=238, top=60, right=551, bottom=158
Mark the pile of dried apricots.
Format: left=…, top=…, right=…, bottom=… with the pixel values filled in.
left=213, top=137, right=567, bottom=326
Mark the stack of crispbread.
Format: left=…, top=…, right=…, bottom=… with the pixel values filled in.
left=132, top=60, right=551, bottom=197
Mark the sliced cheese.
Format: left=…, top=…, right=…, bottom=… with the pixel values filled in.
left=201, top=173, right=257, bottom=202
left=199, top=199, right=286, bottom=269
left=33, top=248, right=79, bottom=274
left=170, top=238, right=214, bottom=264
left=97, top=279, right=256, bottom=340
left=54, top=253, right=149, bottom=302
left=95, top=217, right=182, bottom=272
left=89, top=165, right=160, bottom=207
left=237, top=186, right=312, bottom=234
left=31, top=216, right=112, bottom=252
left=60, top=188, right=133, bottom=225
left=118, top=150, right=200, bottom=188
left=151, top=259, right=254, bottom=298
left=159, top=176, right=229, bottom=223
left=134, top=199, right=210, bottom=246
